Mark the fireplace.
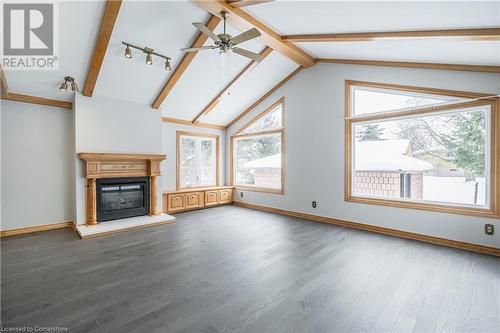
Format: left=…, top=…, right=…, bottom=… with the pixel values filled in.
left=78, top=153, right=165, bottom=225
left=96, top=177, right=150, bottom=222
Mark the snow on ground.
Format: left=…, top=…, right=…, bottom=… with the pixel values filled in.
left=423, top=176, right=486, bottom=206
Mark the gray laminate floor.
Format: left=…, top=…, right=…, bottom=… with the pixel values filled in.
left=1, top=206, right=499, bottom=333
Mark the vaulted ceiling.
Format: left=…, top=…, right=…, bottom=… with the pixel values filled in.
left=2, top=0, right=499, bottom=127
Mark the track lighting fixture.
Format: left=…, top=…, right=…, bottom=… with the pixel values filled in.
left=145, top=52, right=153, bottom=65
left=122, top=42, right=172, bottom=71
left=59, top=76, right=78, bottom=92
left=124, top=44, right=132, bottom=59
left=59, top=82, right=67, bottom=92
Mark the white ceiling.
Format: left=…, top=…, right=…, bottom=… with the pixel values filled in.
left=200, top=51, right=297, bottom=125
left=300, top=40, right=500, bottom=66
left=246, top=1, right=500, bottom=35
left=3, top=1, right=499, bottom=126
left=95, top=1, right=210, bottom=105
left=246, top=1, right=500, bottom=66
left=3, top=1, right=104, bottom=102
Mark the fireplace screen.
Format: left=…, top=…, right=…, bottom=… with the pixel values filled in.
left=96, top=177, right=149, bottom=222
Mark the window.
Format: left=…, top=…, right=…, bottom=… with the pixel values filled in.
left=231, top=98, right=284, bottom=194
left=345, top=80, right=499, bottom=218
left=177, top=131, right=219, bottom=189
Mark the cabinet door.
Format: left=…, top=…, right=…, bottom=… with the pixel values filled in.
left=218, top=189, right=232, bottom=204
left=168, top=194, right=185, bottom=212
left=205, top=190, right=219, bottom=206
left=186, top=192, right=204, bottom=209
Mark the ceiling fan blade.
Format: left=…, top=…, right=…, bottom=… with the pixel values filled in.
left=181, top=45, right=217, bottom=52
left=193, top=22, right=221, bottom=42
left=232, top=47, right=265, bottom=62
left=230, top=28, right=261, bottom=45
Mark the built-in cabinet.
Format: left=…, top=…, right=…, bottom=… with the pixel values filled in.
left=163, top=186, right=233, bottom=214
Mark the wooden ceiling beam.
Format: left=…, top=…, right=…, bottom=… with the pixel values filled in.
left=0, top=64, right=8, bottom=97
left=1, top=93, right=73, bottom=109
left=162, top=117, right=225, bottom=130
left=192, top=1, right=315, bottom=68
left=283, top=28, right=500, bottom=42
left=152, top=15, right=221, bottom=110
left=82, top=0, right=122, bottom=97
left=316, top=58, right=500, bottom=73
left=192, top=46, right=273, bottom=123
left=227, top=0, right=274, bottom=8
left=226, top=65, right=303, bottom=129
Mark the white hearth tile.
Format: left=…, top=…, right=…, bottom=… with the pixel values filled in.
left=75, top=214, right=175, bottom=239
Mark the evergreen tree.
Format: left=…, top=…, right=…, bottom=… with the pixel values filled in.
left=357, top=124, right=384, bottom=141
left=448, top=111, right=485, bottom=177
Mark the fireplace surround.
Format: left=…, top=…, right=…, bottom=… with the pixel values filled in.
left=78, top=152, right=166, bottom=225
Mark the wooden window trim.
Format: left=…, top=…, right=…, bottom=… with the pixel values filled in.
left=176, top=131, right=220, bottom=191
left=235, top=97, right=285, bottom=134
left=230, top=98, right=285, bottom=194
left=345, top=80, right=500, bottom=218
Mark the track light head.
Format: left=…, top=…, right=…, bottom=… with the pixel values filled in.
left=165, top=58, right=171, bottom=71
left=146, top=53, right=153, bottom=65
left=59, top=82, right=68, bottom=92
left=124, top=45, right=132, bottom=59
left=59, top=76, right=77, bottom=93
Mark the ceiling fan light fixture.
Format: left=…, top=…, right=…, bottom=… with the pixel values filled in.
left=124, top=44, right=132, bottom=59
left=165, top=58, right=171, bottom=71
left=182, top=13, right=263, bottom=63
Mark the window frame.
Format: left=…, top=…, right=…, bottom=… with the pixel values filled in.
left=345, top=80, right=499, bottom=218
left=230, top=97, right=285, bottom=194
left=176, top=131, right=220, bottom=190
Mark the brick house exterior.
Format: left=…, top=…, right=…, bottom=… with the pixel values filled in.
left=354, top=140, right=432, bottom=200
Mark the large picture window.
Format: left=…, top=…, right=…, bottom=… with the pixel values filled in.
left=345, top=81, right=499, bottom=218
left=177, top=131, right=219, bottom=189
left=231, top=98, right=284, bottom=194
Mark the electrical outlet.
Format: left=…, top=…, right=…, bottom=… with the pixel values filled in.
left=240, top=191, right=244, bottom=198
left=312, top=201, right=317, bottom=208
left=484, top=224, right=494, bottom=235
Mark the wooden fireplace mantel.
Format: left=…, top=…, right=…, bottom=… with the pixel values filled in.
left=78, top=152, right=166, bottom=225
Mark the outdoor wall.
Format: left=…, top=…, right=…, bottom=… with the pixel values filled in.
left=74, top=94, right=162, bottom=225
left=227, top=63, right=500, bottom=248
left=1, top=100, right=74, bottom=230
left=161, top=122, right=226, bottom=191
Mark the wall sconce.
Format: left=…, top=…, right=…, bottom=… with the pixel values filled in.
left=59, top=76, right=79, bottom=92
left=122, top=42, right=172, bottom=71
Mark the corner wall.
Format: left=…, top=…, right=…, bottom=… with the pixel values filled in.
left=1, top=100, right=74, bottom=230
left=227, top=63, right=500, bottom=248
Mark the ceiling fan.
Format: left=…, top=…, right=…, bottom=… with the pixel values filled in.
left=181, top=11, right=264, bottom=62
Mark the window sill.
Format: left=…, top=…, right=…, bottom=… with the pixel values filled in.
left=235, top=185, right=284, bottom=195
left=345, top=195, right=499, bottom=219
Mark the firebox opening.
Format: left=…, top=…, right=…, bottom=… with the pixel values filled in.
left=96, top=177, right=149, bottom=222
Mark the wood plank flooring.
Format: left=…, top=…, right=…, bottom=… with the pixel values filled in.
left=2, top=205, right=499, bottom=333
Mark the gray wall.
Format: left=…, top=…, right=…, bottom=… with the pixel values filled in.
left=227, top=63, right=500, bottom=248
left=1, top=100, right=74, bottom=230
left=161, top=122, right=226, bottom=191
